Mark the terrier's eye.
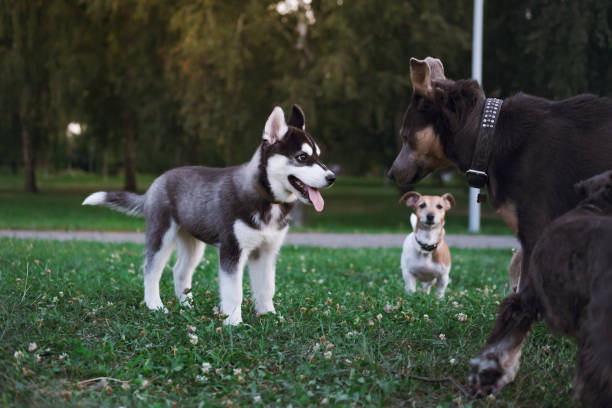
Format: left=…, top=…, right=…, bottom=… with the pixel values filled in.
left=296, top=153, right=308, bottom=162
left=419, top=203, right=426, bottom=209
left=436, top=204, right=443, bottom=209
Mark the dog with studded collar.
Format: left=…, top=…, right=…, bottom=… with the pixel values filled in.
left=399, top=191, right=455, bottom=298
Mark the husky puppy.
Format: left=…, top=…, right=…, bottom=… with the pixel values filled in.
left=83, top=105, right=335, bottom=325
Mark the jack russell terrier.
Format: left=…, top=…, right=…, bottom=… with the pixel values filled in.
left=400, top=191, right=455, bottom=298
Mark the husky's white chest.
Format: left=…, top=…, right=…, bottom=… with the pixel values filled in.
left=233, top=205, right=288, bottom=252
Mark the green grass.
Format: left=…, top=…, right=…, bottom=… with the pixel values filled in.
left=1, top=239, right=576, bottom=407
left=0, top=171, right=510, bottom=234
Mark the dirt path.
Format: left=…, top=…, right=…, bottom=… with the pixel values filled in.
left=0, top=229, right=519, bottom=249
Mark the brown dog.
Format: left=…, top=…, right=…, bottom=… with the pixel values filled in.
left=387, top=56, right=612, bottom=397
left=468, top=170, right=612, bottom=406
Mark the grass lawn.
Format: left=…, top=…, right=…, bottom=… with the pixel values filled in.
left=1, top=239, right=576, bottom=407
left=0, top=171, right=510, bottom=234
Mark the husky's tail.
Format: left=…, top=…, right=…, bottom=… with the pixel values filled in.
left=410, top=213, right=417, bottom=231
left=82, top=191, right=145, bottom=217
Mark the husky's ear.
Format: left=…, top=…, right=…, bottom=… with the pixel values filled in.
left=399, top=191, right=421, bottom=208
left=288, top=104, right=306, bottom=130
left=263, top=106, right=288, bottom=144
left=410, top=57, right=445, bottom=96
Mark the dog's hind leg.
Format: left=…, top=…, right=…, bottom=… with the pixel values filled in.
left=574, top=273, right=612, bottom=406
left=248, top=242, right=282, bottom=317
left=468, top=285, right=539, bottom=397
left=508, top=247, right=522, bottom=293
left=173, top=229, right=205, bottom=307
left=143, top=219, right=178, bottom=311
left=218, top=240, right=248, bottom=326
left=421, top=280, right=434, bottom=295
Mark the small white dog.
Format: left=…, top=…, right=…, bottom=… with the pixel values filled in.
left=400, top=191, right=455, bottom=298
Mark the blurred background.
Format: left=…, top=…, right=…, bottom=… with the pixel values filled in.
left=1, top=0, right=611, bottom=233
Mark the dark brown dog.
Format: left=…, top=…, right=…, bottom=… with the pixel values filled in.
left=468, top=171, right=612, bottom=406
left=387, top=56, right=612, bottom=398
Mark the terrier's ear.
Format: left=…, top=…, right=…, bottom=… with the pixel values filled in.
left=441, top=193, right=455, bottom=210
left=263, top=106, right=288, bottom=144
left=287, top=104, right=305, bottom=130
left=399, top=191, right=422, bottom=208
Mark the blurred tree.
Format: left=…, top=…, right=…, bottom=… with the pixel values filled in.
left=0, top=0, right=55, bottom=192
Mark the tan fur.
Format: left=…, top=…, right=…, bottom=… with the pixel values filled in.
left=432, top=238, right=451, bottom=266
left=508, top=248, right=522, bottom=293
left=497, top=201, right=519, bottom=234
left=414, top=126, right=452, bottom=169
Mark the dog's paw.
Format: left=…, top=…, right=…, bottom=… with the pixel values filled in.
left=468, top=353, right=505, bottom=398
left=223, top=313, right=243, bottom=326
left=255, top=303, right=276, bottom=317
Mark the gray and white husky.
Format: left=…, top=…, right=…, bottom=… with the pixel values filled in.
left=83, top=105, right=335, bottom=325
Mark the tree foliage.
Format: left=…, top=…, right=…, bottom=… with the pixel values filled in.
left=1, top=0, right=610, bottom=190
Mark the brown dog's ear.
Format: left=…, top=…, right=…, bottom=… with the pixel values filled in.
left=410, top=58, right=431, bottom=96
left=410, top=57, right=445, bottom=96
left=441, top=193, right=455, bottom=210
left=399, top=191, right=422, bottom=208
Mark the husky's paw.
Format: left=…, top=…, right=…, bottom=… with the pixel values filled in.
left=468, top=353, right=506, bottom=398
left=255, top=304, right=276, bottom=317
left=146, top=300, right=169, bottom=314
left=223, top=313, right=243, bottom=326
left=179, top=293, right=194, bottom=309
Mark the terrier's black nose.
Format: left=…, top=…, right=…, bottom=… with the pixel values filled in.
left=326, top=174, right=336, bottom=185
left=426, top=213, right=435, bottom=222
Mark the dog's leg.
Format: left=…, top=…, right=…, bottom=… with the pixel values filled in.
left=468, top=285, right=538, bottom=397
left=508, top=247, right=522, bottom=293
left=421, top=280, right=433, bottom=295
left=173, top=229, right=205, bottom=307
left=248, top=245, right=280, bottom=316
left=218, top=242, right=247, bottom=326
left=435, top=274, right=449, bottom=299
left=404, top=273, right=417, bottom=294
left=143, top=220, right=178, bottom=311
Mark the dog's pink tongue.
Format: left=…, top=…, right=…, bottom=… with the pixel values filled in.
left=307, top=186, right=324, bottom=212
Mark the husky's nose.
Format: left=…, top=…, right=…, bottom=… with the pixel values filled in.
left=326, top=173, right=336, bottom=186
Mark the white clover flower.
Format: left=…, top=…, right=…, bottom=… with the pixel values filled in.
left=376, top=314, right=383, bottom=321
left=52, top=297, right=59, bottom=303
left=439, top=333, right=446, bottom=341
left=455, top=313, right=468, bottom=322
left=233, top=368, right=242, bottom=376
left=449, top=358, right=457, bottom=365
left=253, top=394, right=262, bottom=403
left=59, top=352, right=68, bottom=360
left=323, top=351, right=333, bottom=360
left=186, top=324, right=196, bottom=332
left=313, top=343, right=321, bottom=352
left=28, top=342, right=38, bottom=352
left=59, top=291, right=64, bottom=298
left=196, top=375, right=207, bottom=383
left=201, top=362, right=212, bottom=373
left=188, top=333, right=198, bottom=345
left=14, top=351, right=25, bottom=360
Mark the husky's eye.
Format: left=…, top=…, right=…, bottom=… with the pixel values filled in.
left=296, top=153, right=309, bottom=162
left=419, top=203, right=426, bottom=209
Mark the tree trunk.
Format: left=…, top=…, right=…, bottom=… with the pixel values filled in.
left=20, top=117, right=37, bottom=193
left=123, top=111, right=137, bottom=192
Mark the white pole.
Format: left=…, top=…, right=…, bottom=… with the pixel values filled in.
left=469, top=0, right=484, bottom=233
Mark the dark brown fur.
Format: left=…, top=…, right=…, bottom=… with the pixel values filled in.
left=470, top=171, right=612, bottom=405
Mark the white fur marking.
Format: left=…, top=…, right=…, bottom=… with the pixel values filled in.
left=82, top=191, right=106, bottom=206
left=263, top=106, right=288, bottom=143
left=301, top=143, right=313, bottom=156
